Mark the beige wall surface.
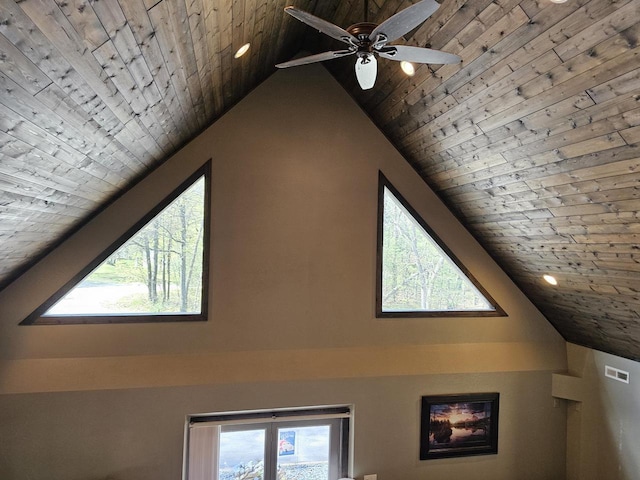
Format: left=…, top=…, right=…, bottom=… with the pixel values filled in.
left=565, top=344, right=640, bottom=480
left=0, top=372, right=566, bottom=480
left=0, top=63, right=563, bottom=365
left=0, top=63, right=567, bottom=479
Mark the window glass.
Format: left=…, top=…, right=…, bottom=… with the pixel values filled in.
left=187, top=407, right=349, bottom=480
left=377, top=173, right=503, bottom=317
left=21, top=162, right=211, bottom=325
left=44, top=176, right=205, bottom=316
left=381, top=186, right=493, bottom=312
left=276, top=425, right=330, bottom=480
left=220, top=429, right=266, bottom=480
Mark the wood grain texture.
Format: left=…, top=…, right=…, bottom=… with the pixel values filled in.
left=322, top=0, right=640, bottom=361
left=0, top=0, right=301, bottom=290
left=0, top=0, right=638, bottom=360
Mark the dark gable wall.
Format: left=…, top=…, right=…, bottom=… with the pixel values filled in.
left=0, top=65, right=567, bottom=479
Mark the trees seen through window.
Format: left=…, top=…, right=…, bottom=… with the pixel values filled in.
left=22, top=163, right=210, bottom=325
left=378, top=173, right=502, bottom=316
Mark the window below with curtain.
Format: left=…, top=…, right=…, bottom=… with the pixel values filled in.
left=185, top=406, right=351, bottom=480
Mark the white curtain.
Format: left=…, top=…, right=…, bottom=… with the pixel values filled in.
left=187, top=425, right=220, bottom=480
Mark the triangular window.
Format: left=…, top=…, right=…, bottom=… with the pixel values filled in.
left=376, top=172, right=503, bottom=317
left=22, top=162, right=210, bottom=325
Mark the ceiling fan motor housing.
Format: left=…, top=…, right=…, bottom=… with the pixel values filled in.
left=346, top=22, right=378, bottom=53
left=346, top=22, right=377, bottom=37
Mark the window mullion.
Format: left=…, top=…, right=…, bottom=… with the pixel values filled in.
left=265, top=423, right=277, bottom=480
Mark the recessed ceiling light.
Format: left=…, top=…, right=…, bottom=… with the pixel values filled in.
left=550, top=0, right=568, bottom=3
left=400, top=61, right=415, bottom=76
left=234, top=43, right=250, bottom=59
left=543, top=274, right=558, bottom=286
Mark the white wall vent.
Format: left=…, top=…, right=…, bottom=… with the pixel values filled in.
left=605, top=365, right=630, bottom=384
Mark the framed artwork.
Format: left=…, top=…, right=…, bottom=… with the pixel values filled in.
left=420, top=392, right=499, bottom=460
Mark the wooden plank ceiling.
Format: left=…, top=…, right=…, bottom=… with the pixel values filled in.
left=0, top=0, right=638, bottom=360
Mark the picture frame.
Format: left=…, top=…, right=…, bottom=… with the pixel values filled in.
left=420, top=392, right=499, bottom=460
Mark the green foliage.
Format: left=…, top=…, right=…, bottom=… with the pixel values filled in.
left=86, top=259, right=143, bottom=285
left=72, top=177, right=206, bottom=314
left=381, top=188, right=492, bottom=312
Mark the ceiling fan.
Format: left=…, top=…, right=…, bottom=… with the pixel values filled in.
left=275, top=0, right=461, bottom=90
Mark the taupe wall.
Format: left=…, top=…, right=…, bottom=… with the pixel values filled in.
left=565, top=344, right=640, bottom=480
left=0, top=372, right=566, bottom=480
left=0, top=65, right=566, bottom=479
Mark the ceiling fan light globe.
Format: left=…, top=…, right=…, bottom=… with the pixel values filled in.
left=355, top=55, right=377, bottom=90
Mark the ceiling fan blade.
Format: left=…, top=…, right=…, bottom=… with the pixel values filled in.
left=276, top=50, right=355, bottom=68
left=355, top=55, right=377, bottom=90
left=377, top=45, right=461, bottom=64
left=369, top=0, right=440, bottom=44
left=284, top=7, right=358, bottom=45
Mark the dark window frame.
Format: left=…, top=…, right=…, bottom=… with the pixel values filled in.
left=376, top=171, right=506, bottom=318
left=20, top=160, right=212, bottom=325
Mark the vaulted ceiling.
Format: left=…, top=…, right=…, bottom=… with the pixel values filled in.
left=0, top=0, right=638, bottom=361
